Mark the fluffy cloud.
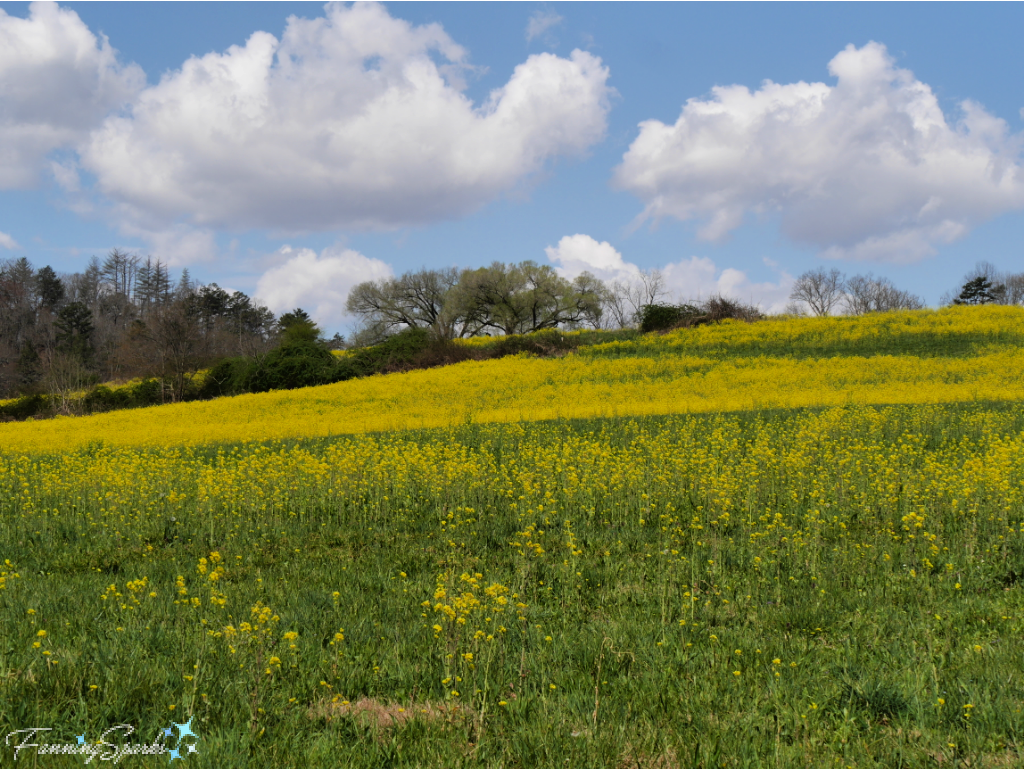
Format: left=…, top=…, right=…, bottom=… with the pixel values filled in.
left=254, top=244, right=393, bottom=328
left=0, top=1, right=143, bottom=188
left=614, top=42, right=1024, bottom=263
left=545, top=233, right=793, bottom=312
left=81, top=1, right=612, bottom=232
left=544, top=233, right=641, bottom=283
left=0, top=230, right=19, bottom=250
left=660, top=256, right=794, bottom=313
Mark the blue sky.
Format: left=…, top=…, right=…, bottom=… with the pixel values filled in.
left=1, top=1, right=1023, bottom=331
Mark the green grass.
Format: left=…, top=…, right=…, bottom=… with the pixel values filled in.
left=2, top=403, right=1024, bottom=767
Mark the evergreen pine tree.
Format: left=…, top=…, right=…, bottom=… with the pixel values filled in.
left=953, top=276, right=1002, bottom=305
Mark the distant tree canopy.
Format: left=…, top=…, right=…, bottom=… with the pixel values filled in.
left=459, top=261, right=605, bottom=336
left=0, top=252, right=276, bottom=401
left=941, top=262, right=1024, bottom=308
left=18, top=248, right=1024, bottom=417
left=788, top=268, right=924, bottom=316
left=346, top=261, right=606, bottom=342
left=54, top=302, right=95, bottom=364
left=953, top=276, right=1003, bottom=306
left=277, top=308, right=323, bottom=347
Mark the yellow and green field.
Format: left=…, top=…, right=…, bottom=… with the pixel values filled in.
left=2, top=306, right=1024, bottom=767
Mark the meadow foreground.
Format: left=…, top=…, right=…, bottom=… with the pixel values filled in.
left=1, top=309, right=1023, bottom=767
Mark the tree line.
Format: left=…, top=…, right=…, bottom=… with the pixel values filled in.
left=4, top=249, right=1021, bottom=416
left=0, top=254, right=685, bottom=416
left=0, top=251, right=282, bottom=404
left=787, top=262, right=1024, bottom=317
left=345, top=261, right=680, bottom=343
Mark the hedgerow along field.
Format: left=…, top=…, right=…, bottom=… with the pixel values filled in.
left=2, top=306, right=1024, bottom=768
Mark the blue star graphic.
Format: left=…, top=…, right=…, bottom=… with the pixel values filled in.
left=168, top=747, right=181, bottom=762
left=163, top=726, right=175, bottom=739
left=174, top=718, right=198, bottom=741
left=76, top=735, right=86, bottom=745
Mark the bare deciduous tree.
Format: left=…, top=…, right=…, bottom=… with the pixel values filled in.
left=0, top=254, right=276, bottom=401
left=143, top=300, right=211, bottom=402
left=346, top=267, right=478, bottom=340
left=789, top=268, right=847, bottom=316
left=43, top=351, right=90, bottom=415
left=844, top=274, right=924, bottom=315
left=605, top=269, right=668, bottom=328
left=1003, top=273, right=1024, bottom=305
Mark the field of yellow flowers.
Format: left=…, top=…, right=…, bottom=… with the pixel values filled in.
left=2, top=305, right=1024, bottom=453
left=2, top=307, right=1024, bottom=767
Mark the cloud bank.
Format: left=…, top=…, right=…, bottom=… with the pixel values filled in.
left=615, top=42, right=1024, bottom=263
left=0, top=230, right=19, bottom=250
left=0, top=1, right=143, bottom=189
left=545, top=233, right=793, bottom=312
left=79, top=1, right=611, bottom=232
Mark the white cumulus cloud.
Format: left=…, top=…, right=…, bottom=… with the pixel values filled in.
left=0, top=230, right=19, bottom=250
left=254, top=244, right=393, bottom=328
left=0, top=1, right=143, bottom=189
left=661, top=256, right=794, bottom=313
left=614, top=42, right=1024, bottom=263
left=545, top=233, right=640, bottom=283
left=81, top=1, right=612, bottom=232
left=545, top=233, right=793, bottom=313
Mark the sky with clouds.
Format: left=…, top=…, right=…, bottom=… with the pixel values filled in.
left=1, top=1, right=1023, bottom=331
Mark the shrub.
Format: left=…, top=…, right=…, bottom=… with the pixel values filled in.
left=126, top=378, right=165, bottom=407
left=638, top=298, right=762, bottom=333
left=345, top=327, right=433, bottom=376
left=0, top=393, right=47, bottom=421
left=83, top=385, right=132, bottom=413
left=199, top=358, right=252, bottom=399
left=637, top=303, right=701, bottom=333
left=702, top=295, right=762, bottom=323
left=492, top=329, right=579, bottom=358
left=410, top=339, right=488, bottom=369
left=242, top=344, right=340, bottom=393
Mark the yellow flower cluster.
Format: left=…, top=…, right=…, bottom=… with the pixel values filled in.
left=431, top=571, right=511, bottom=633
left=222, top=601, right=280, bottom=656
left=0, top=560, right=19, bottom=591
left=429, top=570, right=514, bottom=703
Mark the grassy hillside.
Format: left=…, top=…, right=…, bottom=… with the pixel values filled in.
left=2, top=305, right=1023, bottom=454
left=2, top=306, right=1024, bottom=768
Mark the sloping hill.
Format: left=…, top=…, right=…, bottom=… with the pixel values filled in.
left=2, top=306, right=1023, bottom=453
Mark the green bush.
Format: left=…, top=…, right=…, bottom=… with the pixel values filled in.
left=493, top=329, right=578, bottom=357
left=127, top=377, right=164, bottom=407
left=345, top=327, right=433, bottom=377
left=0, top=393, right=47, bottom=420
left=199, top=358, right=252, bottom=399
left=637, top=303, right=701, bottom=333
left=242, top=344, right=340, bottom=393
left=0, top=326, right=636, bottom=422
left=83, top=385, right=132, bottom=413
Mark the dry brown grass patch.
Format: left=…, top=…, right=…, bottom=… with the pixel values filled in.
left=618, top=746, right=681, bottom=769
left=309, top=697, right=470, bottom=731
